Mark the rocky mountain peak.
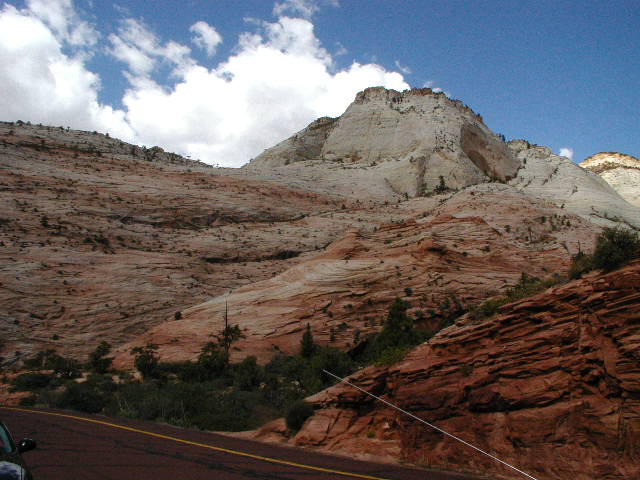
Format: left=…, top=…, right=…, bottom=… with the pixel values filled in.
left=581, top=151, right=640, bottom=172
left=245, top=87, right=520, bottom=197
left=579, top=152, right=640, bottom=206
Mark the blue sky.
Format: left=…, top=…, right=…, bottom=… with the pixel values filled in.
left=0, top=0, right=638, bottom=167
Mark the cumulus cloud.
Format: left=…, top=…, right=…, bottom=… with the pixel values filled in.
left=122, top=16, right=408, bottom=166
left=559, top=147, right=574, bottom=160
left=190, top=21, right=222, bottom=57
left=0, top=1, right=408, bottom=167
left=0, top=2, right=133, bottom=140
left=108, top=18, right=193, bottom=76
left=26, top=0, right=97, bottom=47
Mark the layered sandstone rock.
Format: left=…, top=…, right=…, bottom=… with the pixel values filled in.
left=580, top=152, right=640, bottom=207
left=0, top=122, right=361, bottom=363
left=245, top=87, right=521, bottom=197
left=266, top=261, right=640, bottom=480
left=508, top=141, right=640, bottom=229
left=114, top=183, right=598, bottom=367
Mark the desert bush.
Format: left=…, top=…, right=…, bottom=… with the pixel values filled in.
left=23, top=349, right=81, bottom=378
left=300, top=323, right=317, bottom=359
left=592, top=227, right=640, bottom=271
left=56, top=382, right=106, bottom=413
left=131, top=343, right=160, bottom=379
left=568, top=251, right=594, bottom=280
left=569, top=227, right=640, bottom=278
left=88, top=341, right=114, bottom=374
left=363, top=298, right=426, bottom=362
left=285, top=401, right=314, bottom=431
left=10, top=372, right=59, bottom=392
left=233, top=356, right=263, bottom=391
left=374, top=346, right=411, bottom=366
left=470, top=273, right=564, bottom=319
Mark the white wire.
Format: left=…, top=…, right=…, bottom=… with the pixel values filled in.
left=322, top=369, right=539, bottom=480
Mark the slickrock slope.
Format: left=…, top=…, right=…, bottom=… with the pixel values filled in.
left=580, top=152, right=640, bottom=207
left=0, top=122, right=364, bottom=363
left=115, top=183, right=598, bottom=367
left=260, top=260, right=640, bottom=480
left=508, top=141, right=640, bottom=229
left=243, top=87, right=520, bottom=197
left=232, top=89, right=639, bottom=233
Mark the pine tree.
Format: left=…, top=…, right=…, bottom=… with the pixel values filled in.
left=300, top=323, right=317, bottom=358
left=212, top=301, right=244, bottom=366
left=375, top=297, right=422, bottom=352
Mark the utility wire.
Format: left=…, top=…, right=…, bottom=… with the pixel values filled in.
left=322, top=369, right=539, bottom=480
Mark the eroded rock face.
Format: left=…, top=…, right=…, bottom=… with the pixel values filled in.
left=114, top=183, right=598, bottom=367
left=273, top=261, right=640, bottom=480
left=246, top=87, right=520, bottom=197
left=0, top=122, right=355, bottom=363
left=580, top=152, right=640, bottom=207
left=508, top=141, right=640, bottom=229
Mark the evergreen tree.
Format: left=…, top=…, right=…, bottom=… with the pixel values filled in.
left=300, top=323, right=317, bottom=358
left=131, top=343, right=160, bottom=379
left=89, top=341, right=114, bottom=374
left=374, top=297, right=423, bottom=353
left=213, top=301, right=244, bottom=365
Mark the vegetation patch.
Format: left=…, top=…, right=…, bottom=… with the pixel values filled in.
left=470, top=272, right=565, bottom=320
left=569, top=227, right=640, bottom=279
left=6, top=297, right=431, bottom=432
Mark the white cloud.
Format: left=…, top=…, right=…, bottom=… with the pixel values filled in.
left=190, top=21, right=222, bottom=57
left=273, top=0, right=338, bottom=19
left=394, top=60, right=411, bottom=75
left=108, top=18, right=193, bottom=76
left=0, top=1, right=409, bottom=168
left=108, top=32, right=155, bottom=76
left=0, top=3, right=133, bottom=140
left=26, top=0, right=97, bottom=47
left=559, top=147, right=574, bottom=160
left=121, top=16, right=408, bottom=166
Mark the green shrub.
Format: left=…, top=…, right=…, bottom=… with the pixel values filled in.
left=131, top=344, right=160, bottom=379
left=18, top=395, right=37, bottom=406
left=375, top=346, right=410, bottom=366
left=470, top=273, right=564, bottom=319
left=233, top=356, right=263, bottom=391
left=88, top=341, right=114, bottom=374
left=300, top=323, right=317, bottom=358
left=10, top=373, right=58, bottom=392
left=568, top=252, right=594, bottom=280
left=569, top=227, right=640, bottom=278
left=56, top=382, right=107, bottom=413
left=22, top=349, right=81, bottom=378
left=365, top=298, right=425, bottom=359
left=592, top=227, right=640, bottom=272
left=286, top=401, right=314, bottom=431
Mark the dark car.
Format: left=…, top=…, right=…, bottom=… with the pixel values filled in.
left=0, top=421, right=36, bottom=480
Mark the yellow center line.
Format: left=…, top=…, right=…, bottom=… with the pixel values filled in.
left=2, top=406, right=395, bottom=480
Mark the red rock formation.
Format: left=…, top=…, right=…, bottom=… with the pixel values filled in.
left=0, top=122, right=350, bottom=362
left=115, top=184, right=599, bottom=368
left=263, top=261, right=640, bottom=480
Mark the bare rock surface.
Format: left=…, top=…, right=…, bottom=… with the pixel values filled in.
left=260, top=261, right=640, bottom=480
left=114, top=183, right=598, bottom=367
left=2, top=88, right=640, bottom=480
left=243, top=87, right=520, bottom=198
left=580, top=152, right=640, bottom=207
left=508, top=141, right=640, bottom=229
left=0, top=121, right=363, bottom=362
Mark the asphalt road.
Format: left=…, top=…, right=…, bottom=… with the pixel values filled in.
left=1, top=406, right=484, bottom=480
